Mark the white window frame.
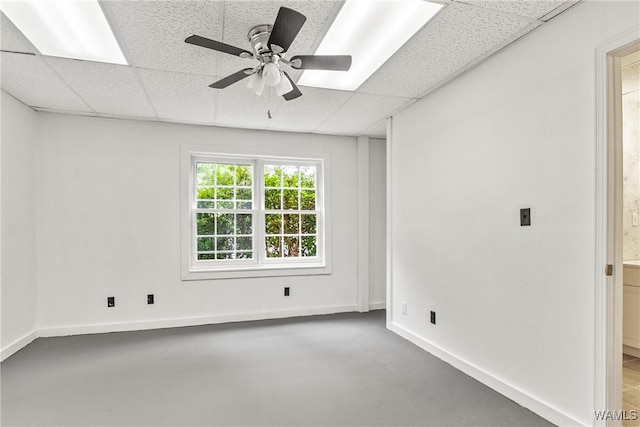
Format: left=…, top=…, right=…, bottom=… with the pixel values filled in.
left=181, top=147, right=331, bottom=280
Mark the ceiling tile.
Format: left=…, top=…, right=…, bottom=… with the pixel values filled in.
left=1, top=52, right=90, bottom=112
left=138, top=69, right=219, bottom=124
left=214, top=83, right=272, bottom=129
left=266, top=86, right=352, bottom=133
left=0, top=13, right=36, bottom=54
left=316, top=94, right=411, bottom=135
left=358, top=2, right=535, bottom=99
left=103, top=1, right=224, bottom=75
left=44, top=57, right=156, bottom=119
left=454, top=0, right=577, bottom=20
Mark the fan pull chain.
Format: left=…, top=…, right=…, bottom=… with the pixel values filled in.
left=267, top=88, right=273, bottom=119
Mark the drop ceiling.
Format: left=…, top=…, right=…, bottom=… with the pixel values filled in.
left=0, top=0, right=579, bottom=138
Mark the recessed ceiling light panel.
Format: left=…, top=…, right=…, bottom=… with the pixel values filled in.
left=0, top=0, right=127, bottom=65
left=297, top=0, right=443, bottom=91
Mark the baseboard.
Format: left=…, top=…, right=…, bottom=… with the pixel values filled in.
left=369, top=301, right=386, bottom=310
left=38, top=304, right=360, bottom=338
left=624, top=345, right=640, bottom=358
left=1, top=330, right=38, bottom=362
left=387, top=321, right=584, bottom=427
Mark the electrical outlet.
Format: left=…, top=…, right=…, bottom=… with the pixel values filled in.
left=284, top=287, right=290, bottom=297
left=147, top=294, right=154, bottom=304
left=107, top=297, right=115, bottom=308
left=430, top=310, right=436, bottom=325
left=401, top=302, right=407, bottom=315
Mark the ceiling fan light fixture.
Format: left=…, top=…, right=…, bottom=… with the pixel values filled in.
left=275, top=73, right=294, bottom=96
left=246, top=72, right=265, bottom=95
left=262, top=61, right=281, bottom=86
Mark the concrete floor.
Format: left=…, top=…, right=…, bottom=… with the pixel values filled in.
left=1, top=311, right=553, bottom=426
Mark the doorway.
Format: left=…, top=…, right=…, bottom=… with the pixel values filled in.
left=597, top=33, right=640, bottom=426
left=620, top=48, right=640, bottom=424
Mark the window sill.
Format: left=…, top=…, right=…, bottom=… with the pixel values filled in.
left=182, top=263, right=331, bottom=281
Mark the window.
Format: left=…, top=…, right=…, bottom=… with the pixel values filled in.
left=183, top=152, right=328, bottom=279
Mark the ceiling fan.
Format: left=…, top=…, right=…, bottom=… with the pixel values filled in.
left=185, top=6, right=352, bottom=101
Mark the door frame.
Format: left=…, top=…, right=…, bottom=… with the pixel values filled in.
left=595, top=31, right=640, bottom=425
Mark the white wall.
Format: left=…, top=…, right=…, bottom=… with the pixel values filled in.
left=33, top=112, right=378, bottom=335
left=1, top=91, right=38, bottom=356
left=388, top=1, right=639, bottom=425
left=369, top=138, right=386, bottom=306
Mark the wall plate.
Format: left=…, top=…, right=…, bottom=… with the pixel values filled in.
left=520, top=208, right=531, bottom=226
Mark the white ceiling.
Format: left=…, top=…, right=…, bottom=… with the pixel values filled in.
left=0, top=0, right=579, bottom=138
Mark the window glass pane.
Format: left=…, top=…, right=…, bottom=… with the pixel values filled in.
left=236, top=214, right=252, bottom=235
left=265, top=214, right=282, bottom=234
left=197, top=237, right=215, bottom=251
left=283, top=236, right=300, bottom=257
left=216, top=213, right=234, bottom=235
left=216, top=236, right=234, bottom=251
left=301, top=214, right=316, bottom=234
left=237, top=188, right=251, bottom=200
left=197, top=213, right=216, bottom=235
left=237, top=237, right=252, bottom=250
left=236, top=252, right=252, bottom=259
left=283, top=214, right=300, bottom=235
left=300, top=166, right=316, bottom=188
left=282, top=166, right=299, bottom=188
left=266, top=236, right=282, bottom=258
left=265, top=189, right=282, bottom=210
left=198, top=253, right=216, bottom=260
left=217, top=187, right=233, bottom=200
left=264, top=165, right=281, bottom=187
left=300, top=190, right=315, bottom=210
left=301, top=236, right=317, bottom=257
left=217, top=201, right=233, bottom=209
left=216, top=164, right=235, bottom=186
left=197, top=187, right=215, bottom=200
left=197, top=200, right=216, bottom=208
left=217, top=252, right=234, bottom=260
left=236, top=165, right=252, bottom=186
left=283, top=189, right=298, bottom=210
left=197, top=163, right=216, bottom=186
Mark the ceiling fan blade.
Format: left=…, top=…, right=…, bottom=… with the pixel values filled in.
left=289, top=55, right=352, bottom=71
left=185, top=35, right=252, bottom=58
left=267, top=7, right=306, bottom=53
left=282, top=72, right=302, bottom=101
left=209, top=68, right=254, bottom=89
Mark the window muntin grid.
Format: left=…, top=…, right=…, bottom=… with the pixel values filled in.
left=194, top=162, right=254, bottom=262
left=263, top=164, right=318, bottom=260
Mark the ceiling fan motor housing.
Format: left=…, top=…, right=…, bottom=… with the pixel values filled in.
left=248, top=24, right=274, bottom=57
